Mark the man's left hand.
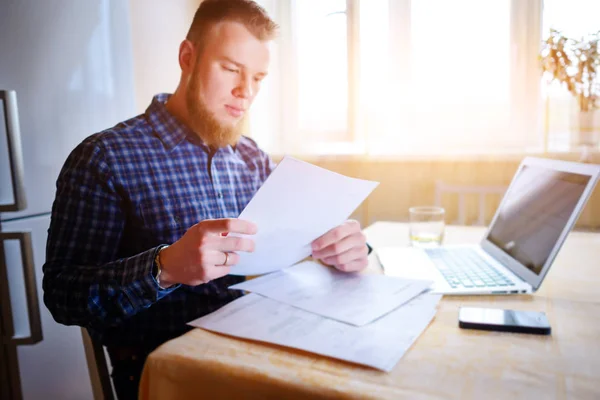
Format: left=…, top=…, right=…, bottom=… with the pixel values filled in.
left=311, top=220, right=369, bottom=272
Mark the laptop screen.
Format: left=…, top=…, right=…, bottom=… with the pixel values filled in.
left=486, top=165, right=590, bottom=275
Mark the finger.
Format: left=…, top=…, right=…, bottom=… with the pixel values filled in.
left=221, top=251, right=239, bottom=267
left=312, top=231, right=365, bottom=259
left=312, top=220, right=360, bottom=252
left=322, top=245, right=368, bottom=267
left=215, top=236, right=255, bottom=253
left=204, top=251, right=240, bottom=267
left=333, top=258, right=369, bottom=273
left=200, top=218, right=258, bottom=235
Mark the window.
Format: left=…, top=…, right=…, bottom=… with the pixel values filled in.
left=251, top=0, right=595, bottom=156
left=360, top=0, right=533, bottom=155
left=296, top=1, right=348, bottom=141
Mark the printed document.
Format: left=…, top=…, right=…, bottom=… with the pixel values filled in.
left=230, top=157, right=378, bottom=276
left=230, top=261, right=432, bottom=326
left=189, top=292, right=442, bottom=372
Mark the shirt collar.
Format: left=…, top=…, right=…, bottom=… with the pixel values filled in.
left=146, top=93, right=207, bottom=151
left=146, top=94, right=242, bottom=156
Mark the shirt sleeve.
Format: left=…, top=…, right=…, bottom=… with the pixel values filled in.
left=42, top=139, right=179, bottom=332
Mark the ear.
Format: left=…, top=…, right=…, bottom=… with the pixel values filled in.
left=178, top=39, right=195, bottom=73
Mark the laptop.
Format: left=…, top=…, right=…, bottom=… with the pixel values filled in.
left=376, top=157, right=600, bottom=295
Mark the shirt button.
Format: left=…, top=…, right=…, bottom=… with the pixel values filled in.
left=217, top=192, right=223, bottom=199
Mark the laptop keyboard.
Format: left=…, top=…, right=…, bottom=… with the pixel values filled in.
left=424, top=248, right=516, bottom=289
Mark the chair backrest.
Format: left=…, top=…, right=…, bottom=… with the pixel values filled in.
left=81, top=328, right=115, bottom=400
left=434, top=181, right=507, bottom=226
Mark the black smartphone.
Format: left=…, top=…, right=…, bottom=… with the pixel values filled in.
left=458, top=307, right=551, bottom=335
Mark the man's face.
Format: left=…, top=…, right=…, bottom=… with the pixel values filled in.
left=185, top=21, right=270, bottom=148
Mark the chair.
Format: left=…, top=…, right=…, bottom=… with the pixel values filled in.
left=81, top=328, right=115, bottom=400
left=434, top=181, right=507, bottom=226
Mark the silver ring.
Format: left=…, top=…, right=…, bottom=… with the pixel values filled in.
left=222, top=252, right=229, bottom=266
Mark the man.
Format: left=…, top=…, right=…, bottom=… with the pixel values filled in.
left=43, top=0, right=369, bottom=398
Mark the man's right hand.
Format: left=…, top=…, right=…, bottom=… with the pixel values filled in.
left=158, top=218, right=257, bottom=287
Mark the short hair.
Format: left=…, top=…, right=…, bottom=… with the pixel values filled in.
left=186, top=0, right=279, bottom=45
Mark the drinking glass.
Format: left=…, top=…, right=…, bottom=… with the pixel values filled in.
left=409, top=206, right=445, bottom=247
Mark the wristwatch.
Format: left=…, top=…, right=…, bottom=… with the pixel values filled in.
left=154, top=245, right=170, bottom=289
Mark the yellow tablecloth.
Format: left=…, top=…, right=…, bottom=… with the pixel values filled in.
left=140, top=223, right=600, bottom=399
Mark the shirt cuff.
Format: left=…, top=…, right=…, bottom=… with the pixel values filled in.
left=119, top=246, right=180, bottom=314
left=149, top=245, right=181, bottom=294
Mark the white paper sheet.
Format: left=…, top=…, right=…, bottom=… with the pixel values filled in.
left=229, top=156, right=379, bottom=276
left=376, top=246, right=441, bottom=283
left=189, top=292, right=442, bottom=372
left=230, top=261, right=432, bottom=326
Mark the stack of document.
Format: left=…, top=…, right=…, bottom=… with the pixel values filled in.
left=188, top=157, right=441, bottom=372
left=189, top=262, right=440, bottom=371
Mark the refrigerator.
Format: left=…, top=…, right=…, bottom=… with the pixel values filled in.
left=1, top=1, right=136, bottom=398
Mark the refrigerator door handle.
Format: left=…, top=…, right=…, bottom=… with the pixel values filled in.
left=0, top=231, right=43, bottom=345
left=0, top=90, right=27, bottom=212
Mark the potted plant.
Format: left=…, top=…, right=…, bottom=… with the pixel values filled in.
left=540, top=29, right=600, bottom=160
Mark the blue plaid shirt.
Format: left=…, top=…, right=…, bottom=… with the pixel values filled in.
left=43, top=94, right=275, bottom=349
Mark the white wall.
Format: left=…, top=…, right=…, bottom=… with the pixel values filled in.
left=129, top=0, right=199, bottom=113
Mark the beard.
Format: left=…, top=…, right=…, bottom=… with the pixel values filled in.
left=185, top=65, right=243, bottom=148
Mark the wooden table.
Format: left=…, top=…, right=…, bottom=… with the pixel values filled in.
left=139, top=222, right=600, bottom=399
